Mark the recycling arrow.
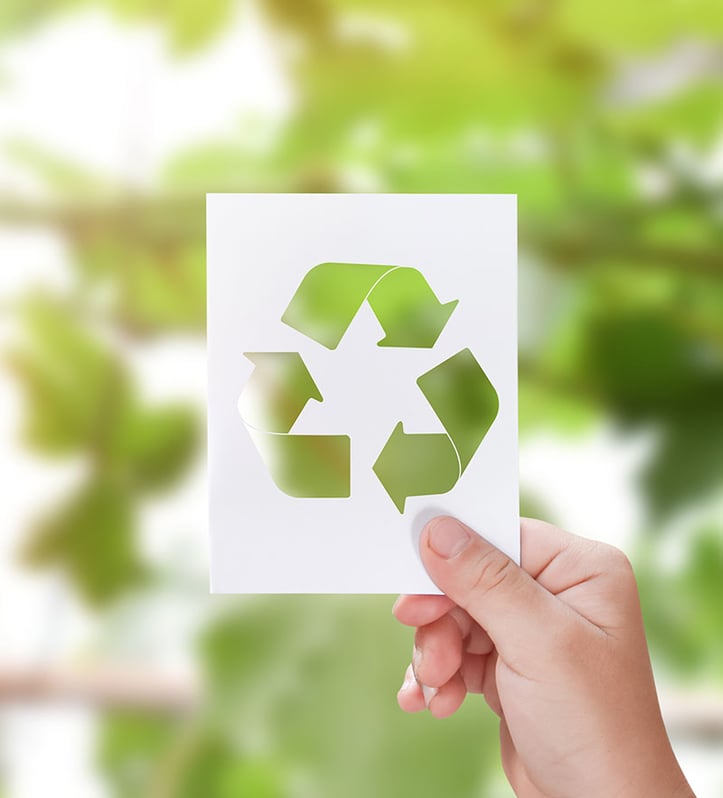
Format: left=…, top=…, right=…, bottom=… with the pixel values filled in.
left=240, top=352, right=322, bottom=432
left=371, top=423, right=459, bottom=513
left=239, top=352, right=350, bottom=498
left=239, top=263, right=498, bottom=510
left=373, top=348, right=499, bottom=512
left=281, top=262, right=458, bottom=350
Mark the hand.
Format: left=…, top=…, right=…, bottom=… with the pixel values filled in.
left=393, top=516, right=694, bottom=798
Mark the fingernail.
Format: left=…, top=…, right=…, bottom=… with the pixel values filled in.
left=412, top=646, right=422, bottom=679
left=427, top=517, right=471, bottom=559
left=422, top=684, right=438, bottom=707
left=399, top=666, right=415, bottom=693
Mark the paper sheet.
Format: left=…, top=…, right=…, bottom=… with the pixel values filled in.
left=207, top=193, right=518, bottom=593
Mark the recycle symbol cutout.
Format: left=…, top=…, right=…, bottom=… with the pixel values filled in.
left=238, top=262, right=499, bottom=513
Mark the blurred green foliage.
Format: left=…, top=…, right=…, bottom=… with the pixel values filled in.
left=0, top=0, right=235, bottom=52
left=100, top=713, right=288, bottom=798
left=2, top=0, right=722, bottom=796
left=102, top=598, right=501, bottom=797
left=639, top=524, right=723, bottom=680
left=6, top=295, right=198, bottom=602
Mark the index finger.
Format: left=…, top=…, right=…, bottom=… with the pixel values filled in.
left=392, top=594, right=456, bottom=627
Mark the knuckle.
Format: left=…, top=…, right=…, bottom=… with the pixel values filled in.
left=598, top=542, right=636, bottom=580
left=467, top=547, right=516, bottom=598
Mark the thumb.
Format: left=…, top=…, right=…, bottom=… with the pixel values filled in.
left=419, top=516, right=568, bottom=668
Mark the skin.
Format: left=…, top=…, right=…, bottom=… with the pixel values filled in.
left=393, top=516, right=695, bottom=798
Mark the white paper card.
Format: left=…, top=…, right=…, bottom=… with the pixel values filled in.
left=207, top=194, right=518, bottom=593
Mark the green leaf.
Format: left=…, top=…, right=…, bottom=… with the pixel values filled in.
left=0, top=0, right=233, bottom=53
left=518, top=374, right=598, bottom=435
left=609, top=82, right=723, bottom=146
left=559, top=0, right=723, bottom=49
left=75, top=236, right=206, bottom=334
left=22, top=477, right=147, bottom=605
left=638, top=525, right=723, bottom=682
left=639, top=208, right=722, bottom=249
left=174, top=739, right=286, bottom=798
left=579, top=309, right=722, bottom=421
left=642, top=413, right=723, bottom=520
left=156, top=0, right=235, bottom=53
left=6, top=296, right=131, bottom=456
left=112, top=404, right=198, bottom=494
left=163, top=141, right=288, bottom=192
left=98, top=713, right=177, bottom=798
left=0, top=0, right=74, bottom=39
left=118, top=244, right=206, bottom=333
left=100, top=713, right=287, bottom=798
left=200, top=597, right=504, bottom=798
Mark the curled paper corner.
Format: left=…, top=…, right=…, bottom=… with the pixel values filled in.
left=410, top=505, right=449, bottom=595
left=410, top=504, right=452, bottom=560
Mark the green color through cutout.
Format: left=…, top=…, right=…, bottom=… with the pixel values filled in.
left=238, top=263, right=498, bottom=511
left=372, top=348, right=499, bottom=512
left=281, top=262, right=458, bottom=350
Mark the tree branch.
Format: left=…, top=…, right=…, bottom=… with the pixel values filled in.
left=0, top=194, right=205, bottom=243
left=1, top=194, right=720, bottom=278
left=661, top=691, right=723, bottom=744
left=525, top=227, right=723, bottom=278
left=0, top=665, right=199, bottom=715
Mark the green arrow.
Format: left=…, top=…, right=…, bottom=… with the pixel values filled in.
left=417, top=348, right=499, bottom=470
left=372, top=423, right=459, bottom=513
left=367, top=267, right=458, bottom=348
left=373, top=348, right=499, bottom=513
left=281, top=263, right=389, bottom=350
left=240, top=352, right=322, bottom=433
left=281, top=262, right=457, bottom=350
left=239, top=351, right=351, bottom=498
left=247, top=428, right=350, bottom=498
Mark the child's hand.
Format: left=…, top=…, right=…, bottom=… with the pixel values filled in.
left=393, top=516, right=694, bottom=798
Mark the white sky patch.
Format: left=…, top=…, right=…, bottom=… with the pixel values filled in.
left=0, top=1, right=294, bottom=190
left=0, top=707, right=107, bottom=798
left=519, top=423, right=655, bottom=553
left=605, top=39, right=723, bottom=108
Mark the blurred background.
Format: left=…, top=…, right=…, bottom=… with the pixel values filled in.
left=1, top=0, right=722, bottom=795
